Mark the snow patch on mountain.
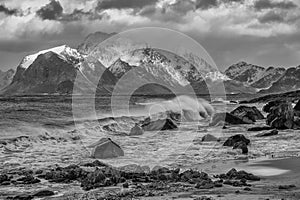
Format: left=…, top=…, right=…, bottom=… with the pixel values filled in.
left=205, top=71, right=231, bottom=82
left=19, top=45, right=83, bottom=69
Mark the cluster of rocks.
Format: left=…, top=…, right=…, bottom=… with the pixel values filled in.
left=263, top=100, right=300, bottom=130
left=214, top=168, right=260, bottom=187
left=210, top=106, right=264, bottom=126
left=1, top=160, right=262, bottom=199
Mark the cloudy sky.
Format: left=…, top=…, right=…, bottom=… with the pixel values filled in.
left=1, top=0, right=300, bottom=71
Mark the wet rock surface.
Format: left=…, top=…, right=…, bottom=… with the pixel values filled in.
left=0, top=161, right=265, bottom=199
left=264, top=101, right=295, bottom=129
left=230, top=105, right=265, bottom=123
left=210, top=112, right=253, bottom=126
left=89, top=138, right=124, bottom=159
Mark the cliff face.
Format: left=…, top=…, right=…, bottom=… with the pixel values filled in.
left=0, top=69, right=15, bottom=90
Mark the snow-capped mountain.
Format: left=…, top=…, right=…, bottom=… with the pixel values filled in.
left=2, top=45, right=116, bottom=95
left=6, top=31, right=295, bottom=96
left=107, top=48, right=255, bottom=95
left=0, top=69, right=14, bottom=90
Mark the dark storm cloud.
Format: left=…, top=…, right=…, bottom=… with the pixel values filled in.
left=36, top=0, right=63, bottom=20
left=60, top=9, right=104, bottom=21
left=258, top=11, right=285, bottom=23
left=195, top=0, right=218, bottom=10
left=96, top=0, right=159, bottom=10
left=254, top=0, right=297, bottom=11
left=0, top=4, right=17, bottom=15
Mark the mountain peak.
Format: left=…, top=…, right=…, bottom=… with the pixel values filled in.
left=19, top=45, right=82, bottom=70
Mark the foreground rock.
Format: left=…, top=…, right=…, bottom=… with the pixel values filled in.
left=2, top=161, right=265, bottom=199
left=264, top=101, right=295, bottom=129
left=255, top=130, right=278, bottom=137
left=89, top=138, right=124, bottom=159
left=230, top=106, right=264, bottom=123
left=210, top=113, right=253, bottom=126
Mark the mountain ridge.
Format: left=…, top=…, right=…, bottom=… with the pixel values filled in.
left=1, top=31, right=299, bottom=96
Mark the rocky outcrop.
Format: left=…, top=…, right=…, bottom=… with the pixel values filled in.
left=89, top=138, right=124, bottom=159
left=0, top=69, right=14, bottom=90
left=264, top=101, right=295, bottom=129
left=215, top=168, right=260, bottom=181
left=230, top=106, right=264, bottom=123
left=210, top=112, right=253, bottom=126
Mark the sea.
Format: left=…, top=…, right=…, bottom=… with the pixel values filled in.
left=1, top=94, right=300, bottom=172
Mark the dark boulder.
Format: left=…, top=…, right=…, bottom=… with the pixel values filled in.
left=89, top=138, right=124, bottom=159
left=230, top=106, right=264, bottom=123
left=210, top=113, right=253, bottom=126
left=247, top=126, right=273, bottom=132
left=223, top=134, right=250, bottom=147
left=265, top=101, right=294, bottom=129
left=141, top=118, right=178, bottom=131
left=255, top=130, right=278, bottom=137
